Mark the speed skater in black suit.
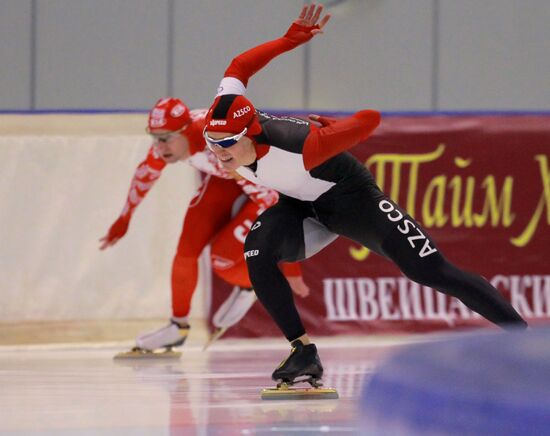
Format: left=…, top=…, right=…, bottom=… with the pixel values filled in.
left=202, top=3, right=528, bottom=389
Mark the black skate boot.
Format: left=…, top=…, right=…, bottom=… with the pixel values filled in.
left=272, top=339, right=324, bottom=388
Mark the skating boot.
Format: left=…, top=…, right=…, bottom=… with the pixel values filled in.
left=203, top=287, right=257, bottom=350
left=261, top=340, right=339, bottom=400
left=114, top=318, right=189, bottom=359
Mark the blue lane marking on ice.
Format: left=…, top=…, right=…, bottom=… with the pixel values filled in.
left=359, top=327, right=550, bottom=436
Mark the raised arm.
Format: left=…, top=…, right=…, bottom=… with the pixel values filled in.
left=217, top=3, right=331, bottom=96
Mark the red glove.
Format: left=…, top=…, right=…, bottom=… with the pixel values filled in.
left=284, top=4, right=330, bottom=44
left=99, top=215, right=130, bottom=250
left=283, top=22, right=321, bottom=45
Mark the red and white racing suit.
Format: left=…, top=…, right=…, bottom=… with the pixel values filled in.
left=103, top=109, right=301, bottom=317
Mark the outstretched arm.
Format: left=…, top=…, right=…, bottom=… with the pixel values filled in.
left=302, top=111, right=382, bottom=170
left=99, top=145, right=166, bottom=249
left=217, top=3, right=331, bottom=96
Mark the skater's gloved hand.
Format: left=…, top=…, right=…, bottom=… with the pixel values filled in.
left=308, top=114, right=338, bottom=127
left=99, top=215, right=130, bottom=250
left=287, top=276, right=310, bottom=298
left=284, top=4, right=331, bottom=44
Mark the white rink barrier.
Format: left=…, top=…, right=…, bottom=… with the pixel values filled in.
left=0, top=114, right=203, bottom=322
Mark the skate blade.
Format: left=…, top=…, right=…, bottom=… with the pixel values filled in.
left=202, top=327, right=228, bottom=351
left=113, top=347, right=182, bottom=360
left=261, top=386, right=339, bottom=400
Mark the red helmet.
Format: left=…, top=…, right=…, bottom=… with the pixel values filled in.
left=205, top=94, right=262, bottom=137
left=147, top=97, right=191, bottom=133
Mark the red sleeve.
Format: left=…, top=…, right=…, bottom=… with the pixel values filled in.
left=224, top=23, right=319, bottom=87
left=280, top=262, right=302, bottom=278
left=120, top=145, right=166, bottom=217
left=302, top=110, right=381, bottom=171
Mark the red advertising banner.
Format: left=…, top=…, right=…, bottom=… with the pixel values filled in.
left=209, top=115, right=550, bottom=337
